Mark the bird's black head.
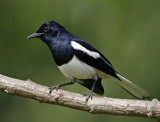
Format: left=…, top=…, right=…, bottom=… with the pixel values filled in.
left=27, top=21, right=67, bottom=42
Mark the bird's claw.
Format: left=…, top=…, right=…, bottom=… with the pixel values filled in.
left=49, top=85, right=60, bottom=94
left=83, top=93, right=93, bottom=103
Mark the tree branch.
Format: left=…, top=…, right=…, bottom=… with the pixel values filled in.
left=0, top=74, right=159, bottom=120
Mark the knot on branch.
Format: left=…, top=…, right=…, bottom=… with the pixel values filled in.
left=147, top=98, right=159, bottom=118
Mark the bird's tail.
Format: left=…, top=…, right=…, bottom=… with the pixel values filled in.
left=113, top=73, right=150, bottom=99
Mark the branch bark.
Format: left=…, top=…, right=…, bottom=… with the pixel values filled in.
left=0, top=74, right=159, bottom=120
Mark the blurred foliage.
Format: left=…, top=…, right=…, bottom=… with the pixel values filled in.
left=0, top=0, right=160, bottom=122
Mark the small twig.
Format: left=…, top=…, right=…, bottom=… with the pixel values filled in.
left=0, top=74, right=159, bottom=120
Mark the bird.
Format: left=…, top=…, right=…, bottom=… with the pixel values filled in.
left=27, top=20, right=150, bottom=102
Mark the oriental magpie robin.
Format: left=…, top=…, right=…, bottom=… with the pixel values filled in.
left=27, top=21, right=150, bottom=102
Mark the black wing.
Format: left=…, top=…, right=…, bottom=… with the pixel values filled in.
left=72, top=39, right=120, bottom=80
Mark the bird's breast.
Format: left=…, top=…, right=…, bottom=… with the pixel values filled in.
left=58, top=55, right=96, bottom=79
left=49, top=42, right=74, bottom=66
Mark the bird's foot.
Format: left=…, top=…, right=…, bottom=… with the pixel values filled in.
left=83, top=93, right=93, bottom=103
left=49, top=85, right=60, bottom=94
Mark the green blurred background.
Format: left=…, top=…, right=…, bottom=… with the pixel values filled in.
left=0, top=0, right=160, bottom=122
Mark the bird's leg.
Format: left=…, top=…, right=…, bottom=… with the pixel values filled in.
left=49, top=78, right=76, bottom=94
left=85, top=75, right=98, bottom=103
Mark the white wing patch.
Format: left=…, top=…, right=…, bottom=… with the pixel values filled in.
left=71, top=41, right=100, bottom=59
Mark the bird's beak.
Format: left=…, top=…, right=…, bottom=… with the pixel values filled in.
left=27, top=33, right=44, bottom=39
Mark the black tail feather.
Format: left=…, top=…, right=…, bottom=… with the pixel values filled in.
left=78, top=78, right=104, bottom=95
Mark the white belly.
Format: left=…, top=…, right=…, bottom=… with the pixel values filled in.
left=58, top=55, right=97, bottom=79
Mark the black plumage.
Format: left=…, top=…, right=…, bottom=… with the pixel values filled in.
left=27, top=20, right=150, bottom=102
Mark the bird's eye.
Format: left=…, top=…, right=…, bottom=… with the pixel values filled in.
left=43, top=26, right=49, bottom=32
